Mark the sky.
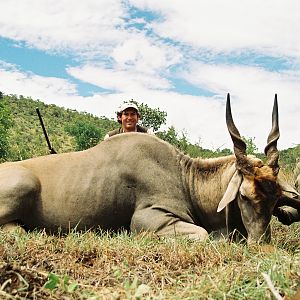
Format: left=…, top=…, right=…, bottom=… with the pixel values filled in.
left=0, top=0, right=299, bottom=152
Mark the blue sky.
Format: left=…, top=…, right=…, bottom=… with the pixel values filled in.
left=0, top=0, right=299, bottom=151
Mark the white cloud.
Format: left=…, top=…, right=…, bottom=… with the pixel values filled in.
left=111, top=36, right=181, bottom=73
left=129, top=0, right=300, bottom=59
left=0, top=61, right=122, bottom=118
left=0, top=61, right=77, bottom=97
left=67, top=64, right=172, bottom=92
left=0, top=0, right=127, bottom=54
left=2, top=0, right=300, bottom=60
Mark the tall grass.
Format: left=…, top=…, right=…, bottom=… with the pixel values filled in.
left=0, top=219, right=299, bottom=299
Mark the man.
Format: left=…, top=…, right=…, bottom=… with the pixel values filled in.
left=104, top=102, right=152, bottom=140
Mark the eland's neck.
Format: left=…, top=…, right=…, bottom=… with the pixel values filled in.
left=179, top=154, right=236, bottom=229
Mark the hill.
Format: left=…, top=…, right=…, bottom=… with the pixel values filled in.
left=1, top=93, right=299, bottom=172
left=4, top=94, right=117, bottom=161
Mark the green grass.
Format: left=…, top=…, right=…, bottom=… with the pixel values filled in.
left=0, top=220, right=299, bottom=299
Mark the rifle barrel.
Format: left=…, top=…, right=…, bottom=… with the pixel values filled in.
left=36, top=108, right=56, bottom=154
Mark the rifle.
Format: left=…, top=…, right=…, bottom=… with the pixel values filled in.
left=36, top=108, right=57, bottom=154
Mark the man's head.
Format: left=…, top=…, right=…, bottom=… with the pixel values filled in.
left=117, top=102, right=140, bottom=132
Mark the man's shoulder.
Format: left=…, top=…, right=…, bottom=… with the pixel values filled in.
left=137, top=125, right=150, bottom=133
left=108, top=128, right=122, bottom=135
left=104, top=128, right=121, bottom=140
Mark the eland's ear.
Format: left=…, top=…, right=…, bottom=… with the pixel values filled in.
left=277, top=177, right=300, bottom=197
left=217, top=171, right=242, bottom=212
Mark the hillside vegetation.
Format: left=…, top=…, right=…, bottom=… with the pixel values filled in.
left=3, top=94, right=117, bottom=161
left=1, top=94, right=299, bottom=171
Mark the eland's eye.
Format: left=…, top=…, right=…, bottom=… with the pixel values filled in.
left=241, top=194, right=249, bottom=201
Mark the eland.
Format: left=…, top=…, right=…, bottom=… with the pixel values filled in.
left=0, top=94, right=298, bottom=243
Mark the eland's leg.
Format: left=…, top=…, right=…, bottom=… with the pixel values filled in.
left=274, top=206, right=300, bottom=225
left=0, top=166, right=40, bottom=231
left=130, top=207, right=208, bottom=241
left=1, top=222, right=26, bottom=234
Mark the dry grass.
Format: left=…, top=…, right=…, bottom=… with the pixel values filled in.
left=0, top=220, right=299, bottom=300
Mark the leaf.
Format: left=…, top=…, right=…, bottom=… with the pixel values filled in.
left=44, top=273, right=60, bottom=290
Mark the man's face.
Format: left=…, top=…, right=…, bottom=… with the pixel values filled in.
left=120, top=108, right=139, bottom=132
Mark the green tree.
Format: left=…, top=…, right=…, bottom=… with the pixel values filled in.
left=156, top=126, right=178, bottom=145
left=127, top=100, right=167, bottom=131
left=242, top=136, right=258, bottom=155
left=279, top=144, right=300, bottom=171
left=156, top=126, right=189, bottom=152
left=65, top=120, right=104, bottom=151
left=0, top=93, right=12, bottom=160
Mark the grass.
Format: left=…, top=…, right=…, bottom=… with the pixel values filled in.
left=0, top=220, right=299, bottom=299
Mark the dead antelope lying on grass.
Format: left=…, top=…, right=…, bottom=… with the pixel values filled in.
left=0, top=94, right=298, bottom=243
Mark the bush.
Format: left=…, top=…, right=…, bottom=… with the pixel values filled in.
left=65, top=120, right=104, bottom=151
left=0, top=93, right=12, bottom=160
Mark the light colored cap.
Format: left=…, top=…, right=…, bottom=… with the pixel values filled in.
left=118, top=102, right=139, bottom=113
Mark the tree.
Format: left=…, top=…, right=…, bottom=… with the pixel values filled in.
left=65, top=120, right=104, bottom=151
left=242, top=136, right=258, bottom=155
left=0, top=93, right=12, bottom=160
left=127, top=100, right=167, bottom=132
left=156, top=126, right=179, bottom=146
left=279, top=144, right=300, bottom=171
